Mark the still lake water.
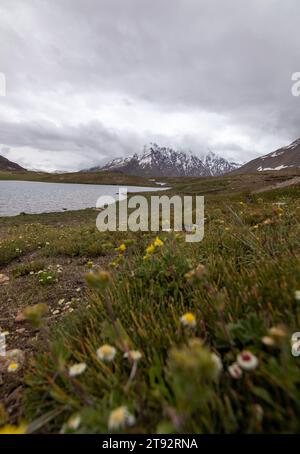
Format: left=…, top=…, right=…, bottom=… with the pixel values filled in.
left=0, top=180, right=167, bottom=217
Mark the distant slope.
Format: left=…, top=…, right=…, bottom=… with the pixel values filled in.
left=234, top=138, right=300, bottom=174
left=0, top=169, right=162, bottom=187
left=86, top=144, right=239, bottom=177
left=0, top=155, right=26, bottom=172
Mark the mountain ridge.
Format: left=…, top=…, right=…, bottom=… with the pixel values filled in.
left=86, top=144, right=239, bottom=177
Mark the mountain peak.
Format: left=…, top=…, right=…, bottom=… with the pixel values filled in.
left=87, top=145, right=239, bottom=177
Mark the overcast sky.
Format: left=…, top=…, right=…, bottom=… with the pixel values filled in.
left=0, top=0, right=300, bottom=171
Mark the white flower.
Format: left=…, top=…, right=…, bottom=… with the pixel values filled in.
left=69, top=362, right=87, bottom=377
left=236, top=351, right=258, bottom=371
left=261, top=336, right=275, bottom=346
left=123, top=350, right=142, bottom=362
left=97, top=344, right=117, bottom=362
left=211, top=353, right=223, bottom=373
left=295, top=290, right=300, bottom=301
left=67, top=414, right=81, bottom=430
left=228, top=362, right=243, bottom=379
left=108, top=406, right=135, bottom=431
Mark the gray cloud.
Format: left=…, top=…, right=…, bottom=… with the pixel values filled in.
left=0, top=0, right=299, bottom=170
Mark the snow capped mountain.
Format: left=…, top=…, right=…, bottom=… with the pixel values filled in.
left=87, top=144, right=239, bottom=177
left=234, top=138, right=300, bottom=174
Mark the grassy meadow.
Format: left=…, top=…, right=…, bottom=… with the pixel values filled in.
left=1, top=175, right=300, bottom=433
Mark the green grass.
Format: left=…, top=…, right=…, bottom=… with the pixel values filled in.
left=1, top=182, right=300, bottom=433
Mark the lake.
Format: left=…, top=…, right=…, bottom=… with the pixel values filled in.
left=0, top=180, right=167, bottom=217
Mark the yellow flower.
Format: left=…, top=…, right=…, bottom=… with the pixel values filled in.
left=97, top=344, right=117, bottom=362
left=180, top=312, right=196, bottom=327
left=116, top=243, right=126, bottom=252
left=7, top=362, right=19, bottom=373
left=153, top=237, right=164, bottom=247
left=108, top=406, right=135, bottom=431
left=0, top=424, right=27, bottom=434
left=146, top=244, right=155, bottom=255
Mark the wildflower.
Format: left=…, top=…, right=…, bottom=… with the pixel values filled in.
left=185, top=264, right=206, bottom=283
left=261, top=336, right=275, bottom=346
left=108, top=406, right=135, bottom=431
left=146, top=244, right=155, bottom=255
left=294, top=290, right=300, bottom=301
left=253, top=404, right=264, bottom=423
left=7, top=362, right=19, bottom=373
left=180, top=312, right=196, bottom=328
left=211, top=353, right=223, bottom=373
left=269, top=326, right=287, bottom=338
left=85, top=271, right=111, bottom=290
left=228, top=362, right=243, bottom=379
left=69, top=362, right=87, bottom=377
left=87, top=260, right=94, bottom=269
left=153, top=237, right=164, bottom=247
left=236, top=351, right=258, bottom=371
left=124, top=350, right=142, bottom=362
left=21, top=303, right=49, bottom=328
left=97, top=344, right=117, bottom=362
left=0, top=424, right=27, bottom=434
left=116, top=243, right=126, bottom=253
left=76, top=287, right=81, bottom=293
left=67, top=414, right=81, bottom=430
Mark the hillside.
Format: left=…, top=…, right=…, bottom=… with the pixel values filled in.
left=0, top=155, right=26, bottom=172
left=234, top=138, right=300, bottom=174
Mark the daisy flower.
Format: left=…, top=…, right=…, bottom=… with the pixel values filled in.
left=97, top=344, right=117, bottom=362
left=180, top=312, right=196, bottom=328
left=294, top=290, right=300, bottom=301
left=123, top=350, right=142, bottom=362
left=228, top=362, right=243, bottom=379
left=108, top=406, right=135, bottom=431
left=69, top=362, right=87, bottom=377
left=7, top=362, right=19, bottom=373
left=236, top=351, right=258, bottom=371
left=211, top=353, right=223, bottom=373
left=261, top=336, right=275, bottom=346
left=67, top=414, right=81, bottom=430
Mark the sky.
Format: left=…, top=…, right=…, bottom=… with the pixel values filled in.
left=0, top=0, right=300, bottom=171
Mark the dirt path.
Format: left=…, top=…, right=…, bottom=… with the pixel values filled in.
left=253, top=176, right=300, bottom=194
